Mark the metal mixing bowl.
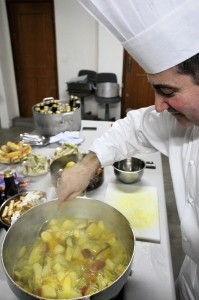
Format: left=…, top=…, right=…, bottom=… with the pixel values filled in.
left=113, top=157, right=145, bottom=184
left=50, top=153, right=104, bottom=191
left=0, top=191, right=46, bottom=229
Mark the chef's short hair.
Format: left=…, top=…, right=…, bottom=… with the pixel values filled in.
left=176, top=53, right=199, bottom=85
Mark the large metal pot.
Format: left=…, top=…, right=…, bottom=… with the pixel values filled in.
left=32, top=102, right=81, bottom=137
left=95, top=82, right=120, bottom=98
left=1, top=198, right=135, bottom=300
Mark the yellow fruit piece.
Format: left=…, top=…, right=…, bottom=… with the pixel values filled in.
left=64, top=161, right=76, bottom=170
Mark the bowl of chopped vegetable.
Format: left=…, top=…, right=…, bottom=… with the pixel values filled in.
left=50, top=153, right=104, bottom=191
left=22, top=153, right=51, bottom=176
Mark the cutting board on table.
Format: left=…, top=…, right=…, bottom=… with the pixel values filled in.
left=104, top=183, right=160, bottom=243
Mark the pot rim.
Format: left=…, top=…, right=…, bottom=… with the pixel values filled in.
left=113, top=157, right=146, bottom=173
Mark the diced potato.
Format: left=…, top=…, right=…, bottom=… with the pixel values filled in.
left=17, top=246, right=26, bottom=259
left=98, top=220, right=105, bottom=230
left=28, top=246, right=42, bottom=264
left=66, top=237, right=73, bottom=247
left=76, top=220, right=87, bottom=229
left=53, top=244, right=65, bottom=254
left=73, top=229, right=80, bottom=238
left=86, top=222, right=98, bottom=236
left=116, top=263, right=126, bottom=274
left=33, top=263, right=42, bottom=276
left=62, top=219, right=74, bottom=230
left=57, top=271, right=65, bottom=282
left=33, top=263, right=42, bottom=285
left=106, top=258, right=114, bottom=271
left=48, top=238, right=58, bottom=251
left=42, top=264, right=51, bottom=277
left=91, top=244, right=101, bottom=255
left=53, top=263, right=64, bottom=273
left=69, top=271, right=78, bottom=284
left=43, top=275, right=58, bottom=288
left=41, top=285, right=57, bottom=298
left=65, top=246, right=73, bottom=261
left=97, top=273, right=108, bottom=290
left=72, top=245, right=81, bottom=259
left=48, top=219, right=59, bottom=226
left=106, top=233, right=116, bottom=244
left=54, top=254, right=67, bottom=266
left=41, top=231, right=52, bottom=242
left=13, top=271, right=22, bottom=281
left=62, top=274, right=72, bottom=295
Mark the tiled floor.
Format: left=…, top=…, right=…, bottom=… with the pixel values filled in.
left=0, top=120, right=185, bottom=280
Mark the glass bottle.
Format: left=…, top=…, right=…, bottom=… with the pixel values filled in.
left=69, top=95, right=74, bottom=109
left=0, top=186, right=5, bottom=206
left=4, top=170, right=18, bottom=200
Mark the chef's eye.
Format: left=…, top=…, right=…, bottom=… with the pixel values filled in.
left=157, top=88, right=174, bottom=97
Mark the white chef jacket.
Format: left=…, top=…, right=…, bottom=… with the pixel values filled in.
left=90, top=105, right=199, bottom=300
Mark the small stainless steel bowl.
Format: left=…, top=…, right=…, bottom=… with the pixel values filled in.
left=50, top=153, right=104, bottom=191
left=113, top=157, right=145, bottom=184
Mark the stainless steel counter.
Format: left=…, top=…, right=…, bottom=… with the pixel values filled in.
left=0, top=120, right=176, bottom=300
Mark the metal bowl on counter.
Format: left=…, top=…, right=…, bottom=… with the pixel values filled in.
left=50, top=153, right=104, bottom=191
left=113, top=157, right=146, bottom=184
left=1, top=198, right=135, bottom=300
left=0, top=191, right=46, bottom=230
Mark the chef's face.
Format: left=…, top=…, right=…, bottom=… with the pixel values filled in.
left=148, top=67, right=199, bottom=127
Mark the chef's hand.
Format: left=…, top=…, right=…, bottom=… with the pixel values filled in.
left=57, top=152, right=101, bottom=202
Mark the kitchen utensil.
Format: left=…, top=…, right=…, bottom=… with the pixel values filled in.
left=32, top=100, right=81, bottom=137
left=1, top=197, right=135, bottom=300
left=37, top=202, right=61, bottom=236
left=95, top=82, right=120, bottom=98
left=50, top=153, right=104, bottom=191
left=113, top=157, right=156, bottom=184
left=20, top=133, right=50, bottom=146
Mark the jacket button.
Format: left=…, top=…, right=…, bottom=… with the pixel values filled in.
left=188, top=197, right=194, bottom=204
left=189, top=160, right=195, bottom=165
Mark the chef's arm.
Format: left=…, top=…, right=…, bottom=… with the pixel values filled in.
left=57, top=151, right=101, bottom=202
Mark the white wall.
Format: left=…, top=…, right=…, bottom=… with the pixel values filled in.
left=0, top=0, right=19, bottom=128
left=54, top=0, right=98, bottom=100
left=97, top=25, right=123, bottom=120
left=0, top=0, right=123, bottom=128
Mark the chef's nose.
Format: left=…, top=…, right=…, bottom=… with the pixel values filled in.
left=154, top=94, right=169, bottom=112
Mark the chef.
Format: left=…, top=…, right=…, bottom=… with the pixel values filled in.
left=57, top=1, right=199, bottom=299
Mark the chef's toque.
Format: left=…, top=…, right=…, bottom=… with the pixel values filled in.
left=78, top=0, right=199, bottom=74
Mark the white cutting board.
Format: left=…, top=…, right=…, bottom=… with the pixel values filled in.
left=104, top=183, right=160, bottom=243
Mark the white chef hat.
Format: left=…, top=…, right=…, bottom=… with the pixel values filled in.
left=78, top=0, right=199, bottom=74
